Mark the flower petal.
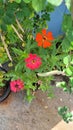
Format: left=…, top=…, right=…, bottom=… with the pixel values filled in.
left=43, top=40, right=52, bottom=48
left=47, top=32, right=54, bottom=40
left=25, top=53, right=42, bottom=70
left=10, top=79, right=24, bottom=92
left=37, top=41, right=43, bottom=47
left=36, top=33, right=43, bottom=42
left=42, top=29, right=46, bottom=35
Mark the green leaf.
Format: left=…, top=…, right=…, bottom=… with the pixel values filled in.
left=65, top=67, right=72, bottom=76
left=14, top=0, right=21, bottom=3
left=62, top=15, right=72, bottom=33
left=26, top=95, right=34, bottom=102
left=62, top=38, right=71, bottom=52
left=23, top=0, right=31, bottom=3
left=69, top=77, right=73, bottom=86
left=58, top=106, right=68, bottom=115
left=26, top=89, right=34, bottom=102
left=40, top=85, right=47, bottom=92
left=56, top=81, right=66, bottom=88
left=63, top=55, right=70, bottom=65
left=15, top=60, right=24, bottom=72
left=1, top=22, right=7, bottom=32
left=0, top=0, right=3, bottom=3
left=3, top=15, right=13, bottom=25
left=65, top=0, right=71, bottom=9
left=0, top=7, right=4, bottom=17
left=12, top=48, right=23, bottom=55
left=71, top=59, right=73, bottom=64
left=32, top=0, right=46, bottom=12
left=47, top=0, right=62, bottom=6
left=58, top=106, right=73, bottom=123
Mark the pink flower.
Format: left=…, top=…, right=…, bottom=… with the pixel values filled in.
left=10, top=79, right=24, bottom=92
left=25, top=53, right=42, bottom=70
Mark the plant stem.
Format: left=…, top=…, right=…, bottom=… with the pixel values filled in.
left=37, top=70, right=65, bottom=77
left=0, top=34, right=13, bottom=62
left=16, top=18, right=24, bottom=33
left=11, top=24, right=24, bottom=42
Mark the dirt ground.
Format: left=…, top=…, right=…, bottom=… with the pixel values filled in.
left=0, top=76, right=73, bottom=130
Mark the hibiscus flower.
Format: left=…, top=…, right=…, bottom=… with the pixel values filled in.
left=10, top=79, right=24, bottom=92
left=25, top=53, right=42, bottom=70
left=35, top=29, right=54, bottom=48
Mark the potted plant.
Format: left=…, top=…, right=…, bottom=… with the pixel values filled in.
left=0, top=65, right=11, bottom=102
left=0, top=0, right=73, bottom=123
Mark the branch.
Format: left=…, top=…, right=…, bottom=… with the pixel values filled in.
left=37, top=70, right=65, bottom=77
left=11, top=24, right=24, bottom=42
left=16, top=18, right=24, bottom=33
left=0, top=34, right=13, bottom=62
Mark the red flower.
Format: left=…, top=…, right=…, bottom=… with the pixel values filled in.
left=35, top=29, right=54, bottom=48
left=25, top=53, right=42, bottom=70
left=10, top=79, right=24, bottom=92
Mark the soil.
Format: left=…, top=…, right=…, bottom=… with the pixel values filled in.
left=0, top=75, right=73, bottom=130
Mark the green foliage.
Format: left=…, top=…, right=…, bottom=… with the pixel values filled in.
left=0, top=46, right=8, bottom=64
left=0, top=0, right=73, bottom=123
left=65, top=0, right=71, bottom=10
left=63, top=55, right=70, bottom=65
left=62, top=15, right=73, bottom=52
left=23, top=0, right=31, bottom=3
left=32, top=0, right=46, bottom=12
left=47, top=0, right=62, bottom=6
left=47, top=0, right=71, bottom=9
left=58, top=106, right=73, bottom=123
left=15, top=0, right=21, bottom=3
left=56, top=81, right=69, bottom=92
left=0, top=71, right=5, bottom=88
left=56, top=75, right=73, bottom=93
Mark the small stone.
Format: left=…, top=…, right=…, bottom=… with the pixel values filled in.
left=44, top=106, right=48, bottom=109
left=60, top=98, right=62, bottom=101
left=42, top=99, right=44, bottom=102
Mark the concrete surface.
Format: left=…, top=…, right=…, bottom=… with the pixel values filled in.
left=0, top=80, right=73, bottom=130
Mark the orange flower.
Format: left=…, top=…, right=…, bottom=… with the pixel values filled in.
left=35, top=29, right=54, bottom=48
